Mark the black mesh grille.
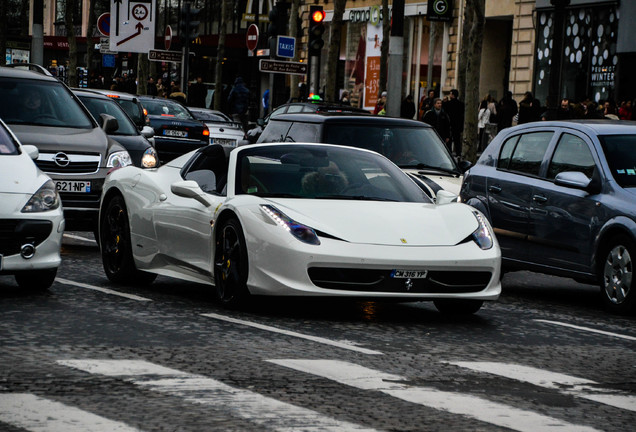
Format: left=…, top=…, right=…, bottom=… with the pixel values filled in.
left=307, top=267, right=492, bottom=293
left=35, top=160, right=100, bottom=174
left=0, top=219, right=53, bottom=256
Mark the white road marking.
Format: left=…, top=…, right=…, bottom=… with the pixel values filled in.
left=55, top=277, right=152, bottom=302
left=269, top=359, right=601, bottom=432
left=534, top=319, right=636, bottom=341
left=201, top=312, right=383, bottom=355
left=0, top=393, right=141, bottom=432
left=63, top=233, right=96, bottom=243
left=448, top=361, right=636, bottom=412
left=58, top=359, right=378, bottom=432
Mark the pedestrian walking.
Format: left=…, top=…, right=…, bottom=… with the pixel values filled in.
left=228, top=76, right=250, bottom=131
left=422, top=98, right=452, bottom=150
left=400, top=94, right=416, bottom=119
left=418, top=89, right=435, bottom=121
left=188, top=76, right=207, bottom=108
left=497, top=91, right=518, bottom=131
left=477, top=99, right=491, bottom=151
left=443, top=89, right=464, bottom=157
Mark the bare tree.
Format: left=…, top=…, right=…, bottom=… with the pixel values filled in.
left=288, top=0, right=301, bottom=101
left=65, top=0, right=78, bottom=87
left=457, top=0, right=485, bottom=163
left=86, top=0, right=96, bottom=83
left=378, top=0, right=389, bottom=97
left=213, top=0, right=230, bottom=111
left=325, top=0, right=346, bottom=102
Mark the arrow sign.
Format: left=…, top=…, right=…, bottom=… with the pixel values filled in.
left=113, top=0, right=122, bottom=36
left=110, top=0, right=156, bottom=53
left=117, top=22, right=143, bottom=46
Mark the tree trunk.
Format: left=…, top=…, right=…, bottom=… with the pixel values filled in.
left=378, top=0, right=389, bottom=97
left=461, top=0, right=486, bottom=163
left=325, top=0, right=346, bottom=103
left=65, top=0, right=78, bottom=87
left=137, top=53, right=148, bottom=95
left=214, top=0, right=229, bottom=111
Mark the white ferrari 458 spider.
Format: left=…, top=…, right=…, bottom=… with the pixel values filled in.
left=99, top=143, right=501, bottom=314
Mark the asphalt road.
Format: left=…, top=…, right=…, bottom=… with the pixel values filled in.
left=1, top=232, right=634, bottom=431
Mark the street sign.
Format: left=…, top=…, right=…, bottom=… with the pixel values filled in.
left=276, top=36, right=295, bottom=59
left=100, top=37, right=116, bottom=54
left=246, top=24, right=259, bottom=51
left=148, top=49, right=182, bottom=63
left=97, top=13, right=110, bottom=37
left=259, top=59, right=307, bottom=75
left=110, top=0, right=156, bottom=53
left=164, top=25, right=172, bottom=51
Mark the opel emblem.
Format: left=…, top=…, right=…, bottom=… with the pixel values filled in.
left=54, top=152, right=70, bottom=167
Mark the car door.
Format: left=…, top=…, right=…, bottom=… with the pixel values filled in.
left=152, top=148, right=227, bottom=280
left=527, top=130, right=601, bottom=274
left=487, top=131, right=554, bottom=262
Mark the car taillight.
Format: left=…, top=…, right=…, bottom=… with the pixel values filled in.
left=202, top=126, right=210, bottom=137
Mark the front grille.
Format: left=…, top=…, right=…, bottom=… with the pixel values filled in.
left=0, top=219, right=53, bottom=256
left=36, top=153, right=101, bottom=175
left=308, top=267, right=492, bottom=293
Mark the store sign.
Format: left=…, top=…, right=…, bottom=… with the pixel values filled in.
left=427, top=0, right=453, bottom=22
left=349, top=6, right=389, bottom=25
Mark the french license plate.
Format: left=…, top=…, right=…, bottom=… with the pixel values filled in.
left=55, top=180, right=91, bottom=193
left=214, top=138, right=237, bottom=147
left=391, top=270, right=428, bottom=278
left=163, top=129, right=188, bottom=137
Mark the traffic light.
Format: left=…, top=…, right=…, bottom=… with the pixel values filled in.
left=179, top=3, right=200, bottom=44
left=268, top=6, right=280, bottom=37
left=309, top=5, right=325, bottom=57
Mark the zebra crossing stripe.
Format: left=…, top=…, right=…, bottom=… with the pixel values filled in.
left=268, top=359, right=601, bottom=432
left=448, top=361, right=636, bottom=412
left=57, top=359, right=378, bottom=432
left=0, top=393, right=141, bottom=432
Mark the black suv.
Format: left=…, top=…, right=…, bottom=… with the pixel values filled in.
left=256, top=113, right=467, bottom=200
left=0, top=66, right=132, bottom=231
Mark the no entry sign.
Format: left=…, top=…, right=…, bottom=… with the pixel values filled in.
left=246, top=24, right=259, bottom=51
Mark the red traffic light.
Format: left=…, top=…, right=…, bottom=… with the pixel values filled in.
left=311, top=9, right=325, bottom=23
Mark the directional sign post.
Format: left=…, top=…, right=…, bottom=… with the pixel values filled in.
left=110, top=0, right=156, bottom=53
left=148, top=49, right=182, bottom=63
left=259, top=59, right=307, bottom=76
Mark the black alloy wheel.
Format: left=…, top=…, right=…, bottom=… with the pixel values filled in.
left=100, top=194, right=156, bottom=285
left=600, top=236, right=635, bottom=314
left=214, top=217, right=249, bottom=307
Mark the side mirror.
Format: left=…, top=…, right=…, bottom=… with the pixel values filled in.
left=554, top=171, right=592, bottom=190
left=256, top=118, right=265, bottom=127
left=170, top=180, right=212, bottom=207
left=458, top=160, right=472, bottom=173
left=141, top=126, right=155, bottom=138
left=22, top=144, right=39, bottom=160
left=436, top=189, right=458, bottom=205
left=100, top=114, right=119, bottom=134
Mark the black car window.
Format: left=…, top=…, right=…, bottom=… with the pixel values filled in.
left=547, top=133, right=596, bottom=180
left=287, top=122, right=320, bottom=142
left=497, top=135, right=519, bottom=169
left=508, top=132, right=553, bottom=176
left=287, top=105, right=304, bottom=113
left=258, top=120, right=291, bottom=143
left=182, top=144, right=228, bottom=194
left=114, top=99, right=144, bottom=126
left=78, top=96, right=138, bottom=136
left=598, top=134, right=636, bottom=188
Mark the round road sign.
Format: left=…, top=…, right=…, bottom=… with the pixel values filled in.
left=165, top=25, right=173, bottom=51
left=97, top=13, right=110, bottom=37
left=246, top=24, right=259, bottom=51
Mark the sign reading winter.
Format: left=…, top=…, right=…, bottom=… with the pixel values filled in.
left=110, top=0, right=156, bottom=53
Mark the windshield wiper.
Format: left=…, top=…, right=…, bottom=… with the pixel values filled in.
left=400, top=163, right=460, bottom=175
left=316, top=195, right=397, bottom=202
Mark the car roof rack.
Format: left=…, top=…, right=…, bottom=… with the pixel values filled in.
left=3, top=63, right=54, bottom=77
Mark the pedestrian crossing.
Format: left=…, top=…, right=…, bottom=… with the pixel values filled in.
left=1, top=358, right=633, bottom=431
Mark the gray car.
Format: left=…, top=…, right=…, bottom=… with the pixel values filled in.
left=460, top=120, right=636, bottom=314
left=0, top=65, right=132, bottom=232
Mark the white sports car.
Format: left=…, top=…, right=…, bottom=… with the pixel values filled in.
left=0, top=119, right=64, bottom=289
left=99, top=143, right=501, bottom=314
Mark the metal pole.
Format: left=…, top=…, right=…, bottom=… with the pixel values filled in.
left=181, top=2, right=190, bottom=96
left=387, top=0, right=405, bottom=117
left=32, top=0, right=44, bottom=66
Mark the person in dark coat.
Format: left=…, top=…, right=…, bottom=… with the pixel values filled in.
left=228, top=76, right=251, bottom=131
left=443, top=89, right=464, bottom=156
left=422, top=98, right=452, bottom=150
left=188, top=76, right=207, bottom=108
left=418, top=89, right=435, bottom=121
left=400, top=94, right=416, bottom=119
left=498, top=91, right=518, bottom=131
left=518, top=91, right=542, bottom=124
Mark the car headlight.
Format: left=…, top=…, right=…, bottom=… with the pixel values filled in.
left=141, top=146, right=158, bottom=168
left=260, top=205, right=320, bottom=245
left=471, top=211, right=493, bottom=250
left=22, top=180, right=60, bottom=213
left=106, top=150, right=132, bottom=169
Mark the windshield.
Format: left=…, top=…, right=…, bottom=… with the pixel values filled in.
left=0, top=124, right=18, bottom=154
left=598, top=134, right=636, bottom=187
left=0, top=79, right=94, bottom=128
left=78, top=96, right=139, bottom=136
left=236, top=144, right=431, bottom=203
left=114, top=99, right=144, bottom=125
left=142, top=99, right=194, bottom=120
left=324, top=125, right=458, bottom=173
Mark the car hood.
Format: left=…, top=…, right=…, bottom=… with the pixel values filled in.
left=0, top=153, right=48, bottom=194
left=9, top=125, right=109, bottom=154
left=404, top=169, right=463, bottom=195
left=263, top=199, right=478, bottom=246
